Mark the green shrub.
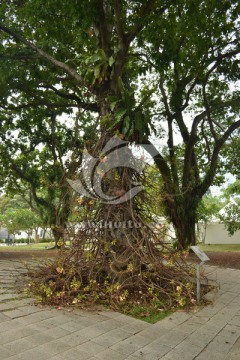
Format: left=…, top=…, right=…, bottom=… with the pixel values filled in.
left=14, top=238, right=34, bottom=244
left=39, top=238, right=54, bottom=243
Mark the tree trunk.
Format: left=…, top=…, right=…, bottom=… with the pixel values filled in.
left=173, top=213, right=197, bottom=249
left=51, top=226, right=65, bottom=249
left=165, top=195, right=199, bottom=250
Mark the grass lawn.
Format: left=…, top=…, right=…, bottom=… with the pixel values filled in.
left=199, top=244, right=240, bottom=252
left=1, top=242, right=240, bottom=253
left=0, top=243, right=53, bottom=251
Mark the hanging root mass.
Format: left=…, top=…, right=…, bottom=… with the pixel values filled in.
left=25, top=138, right=202, bottom=311
left=26, top=209, right=199, bottom=311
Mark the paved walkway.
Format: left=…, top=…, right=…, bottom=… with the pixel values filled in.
left=0, top=259, right=239, bottom=360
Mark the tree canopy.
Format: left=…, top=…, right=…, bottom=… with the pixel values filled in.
left=0, top=0, right=239, bottom=250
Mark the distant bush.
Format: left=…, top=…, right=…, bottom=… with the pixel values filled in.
left=0, top=239, right=5, bottom=244
left=15, top=238, right=34, bottom=244
left=39, top=238, right=54, bottom=243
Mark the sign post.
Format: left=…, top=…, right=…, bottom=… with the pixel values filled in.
left=190, top=246, right=210, bottom=303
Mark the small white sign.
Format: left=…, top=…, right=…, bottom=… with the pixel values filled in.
left=190, top=246, right=210, bottom=262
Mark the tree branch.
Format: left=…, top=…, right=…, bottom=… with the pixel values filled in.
left=38, top=85, right=99, bottom=112
left=199, top=119, right=240, bottom=197
left=0, top=25, right=83, bottom=83
left=191, top=97, right=240, bottom=135
left=0, top=102, right=79, bottom=111
left=114, top=0, right=126, bottom=50
left=95, top=0, right=113, bottom=57
left=141, top=140, right=174, bottom=194
left=126, top=0, right=157, bottom=45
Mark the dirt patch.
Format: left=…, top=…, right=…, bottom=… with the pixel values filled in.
left=1, top=249, right=239, bottom=269
left=0, top=250, right=58, bottom=260
left=188, top=251, right=240, bottom=270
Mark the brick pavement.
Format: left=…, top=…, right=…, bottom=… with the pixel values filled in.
left=0, top=259, right=239, bottom=359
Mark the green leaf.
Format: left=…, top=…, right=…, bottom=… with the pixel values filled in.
left=94, top=65, right=101, bottom=79
left=109, top=56, right=115, bottom=67
left=115, top=108, right=127, bottom=123
left=122, top=116, right=132, bottom=135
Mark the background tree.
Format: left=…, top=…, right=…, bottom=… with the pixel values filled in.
left=0, top=208, right=41, bottom=242
left=219, top=180, right=240, bottom=235
left=197, top=192, right=224, bottom=242
left=0, top=109, right=96, bottom=246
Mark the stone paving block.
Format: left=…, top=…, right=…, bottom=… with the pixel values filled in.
left=74, top=325, right=107, bottom=339
left=217, top=292, right=239, bottom=305
left=154, top=329, right=188, bottom=348
left=199, top=319, right=227, bottom=333
left=187, top=331, right=213, bottom=348
left=227, top=355, right=240, bottom=360
left=17, top=346, right=55, bottom=360
left=92, top=334, right=120, bottom=347
left=174, top=338, right=205, bottom=354
left=12, top=305, right=43, bottom=316
left=36, top=339, right=72, bottom=356
left=27, top=321, right=58, bottom=332
left=110, top=339, right=140, bottom=356
left=151, top=317, right=177, bottom=330
left=104, top=328, right=132, bottom=341
left=3, top=338, right=36, bottom=354
left=120, top=322, right=150, bottom=334
left=2, top=355, right=23, bottom=360
left=204, top=335, right=235, bottom=354
left=218, top=325, right=240, bottom=341
left=0, top=312, right=9, bottom=323
left=0, top=345, right=15, bottom=359
left=0, top=326, right=38, bottom=345
left=94, top=318, right=127, bottom=332
left=26, top=332, right=56, bottom=345
left=227, top=336, right=240, bottom=356
left=0, top=293, right=25, bottom=302
left=1, top=299, right=32, bottom=313
left=229, top=315, right=240, bottom=327
left=132, top=353, right=164, bottom=360
left=59, top=332, right=88, bottom=347
left=0, top=319, right=23, bottom=333
left=184, top=315, right=210, bottom=325
left=123, top=334, right=153, bottom=347
left=131, top=343, right=171, bottom=360
left=106, top=313, right=134, bottom=323
left=174, top=321, right=199, bottom=334
left=40, top=314, right=71, bottom=327
left=59, top=348, right=92, bottom=360
left=77, top=313, right=112, bottom=323
left=193, top=326, right=221, bottom=340
left=163, top=346, right=201, bottom=360
left=1, top=309, right=25, bottom=319
left=164, top=311, right=192, bottom=325
left=43, top=326, right=71, bottom=339
left=16, top=309, right=58, bottom=324
left=98, top=310, right=126, bottom=319
left=137, top=326, right=170, bottom=341
left=77, top=340, right=106, bottom=356
left=195, top=349, right=227, bottom=360
left=95, top=348, right=126, bottom=360
left=61, top=315, right=97, bottom=328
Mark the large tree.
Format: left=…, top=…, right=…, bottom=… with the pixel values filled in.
left=0, top=0, right=239, bottom=252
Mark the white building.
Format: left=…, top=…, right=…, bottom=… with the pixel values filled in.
left=199, top=199, right=240, bottom=245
